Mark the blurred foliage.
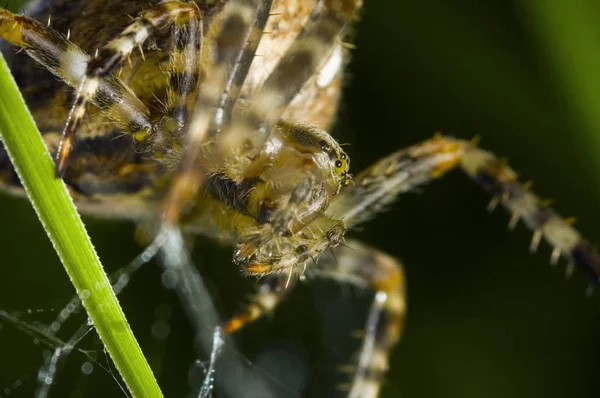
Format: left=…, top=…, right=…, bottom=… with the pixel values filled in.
left=1, top=0, right=600, bottom=397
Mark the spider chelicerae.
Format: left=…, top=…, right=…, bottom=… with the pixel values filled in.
left=1, top=0, right=600, bottom=397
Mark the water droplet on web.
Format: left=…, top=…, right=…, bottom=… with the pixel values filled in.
left=161, top=270, right=178, bottom=289
left=50, top=322, right=60, bottom=332
left=119, top=275, right=130, bottom=285
left=81, top=362, right=94, bottom=375
left=80, top=289, right=90, bottom=299
left=141, top=251, right=154, bottom=262
left=151, top=320, right=170, bottom=340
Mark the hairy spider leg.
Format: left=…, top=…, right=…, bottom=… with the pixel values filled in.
left=229, top=131, right=437, bottom=328
left=315, top=240, right=405, bottom=398
left=0, top=8, right=154, bottom=155
left=162, top=0, right=263, bottom=223
left=223, top=275, right=293, bottom=334
left=54, top=1, right=201, bottom=175
left=329, top=135, right=600, bottom=285
left=163, top=0, right=362, bottom=223
left=232, top=134, right=600, bottom=397
left=218, top=0, right=274, bottom=128
left=219, top=0, right=363, bottom=164
left=223, top=239, right=405, bottom=398
left=165, top=10, right=203, bottom=138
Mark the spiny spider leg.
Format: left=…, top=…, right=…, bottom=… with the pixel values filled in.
left=329, top=135, right=600, bottom=285
left=163, top=0, right=263, bottom=223
left=0, top=8, right=153, bottom=151
left=314, top=240, right=405, bottom=398
left=225, top=239, right=405, bottom=398
left=55, top=1, right=200, bottom=175
left=233, top=134, right=600, bottom=397
left=223, top=275, right=293, bottom=334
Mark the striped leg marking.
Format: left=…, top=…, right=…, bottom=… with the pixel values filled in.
left=55, top=1, right=200, bottom=175
left=163, top=0, right=263, bottom=223
left=165, top=11, right=202, bottom=137
left=0, top=8, right=153, bottom=172
left=219, top=0, right=363, bottom=160
left=328, top=134, right=600, bottom=288
left=218, top=0, right=274, bottom=126
left=222, top=276, right=292, bottom=334
left=314, top=240, right=406, bottom=398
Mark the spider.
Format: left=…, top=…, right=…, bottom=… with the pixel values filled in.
left=1, top=0, right=600, bottom=397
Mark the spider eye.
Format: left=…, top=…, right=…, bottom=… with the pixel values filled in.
left=320, top=140, right=330, bottom=152
left=335, top=160, right=343, bottom=168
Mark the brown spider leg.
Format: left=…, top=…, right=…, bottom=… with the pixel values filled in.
left=219, top=0, right=363, bottom=164
left=0, top=9, right=154, bottom=158
left=223, top=275, right=293, bottom=334
left=226, top=241, right=404, bottom=398
left=238, top=217, right=347, bottom=278
left=162, top=0, right=263, bottom=223
left=217, top=0, right=274, bottom=127
left=313, top=240, right=405, bottom=398
left=238, top=177, right=332, bottom=273
left=183, top=0, right=362, bottom=255
left=55, top=1, right=200, bottom=175
left=326, top=134, right=467, bottom=229
left=163, top=0, right=362, bottom=223
left=164, top=13, right=202, bottom=138
left=459, top=139, right=600, bottom=288
left=329, top=135, right=600, bottom=288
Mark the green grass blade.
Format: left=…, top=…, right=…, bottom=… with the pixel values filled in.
left=0, top=53, right=162, bottom=397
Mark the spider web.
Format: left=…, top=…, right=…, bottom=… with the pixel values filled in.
left=0, top=228, right=308, bottom=398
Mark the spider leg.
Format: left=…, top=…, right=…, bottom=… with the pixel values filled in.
left=163, top=0, right=264, bottom=223
left=54, top=1, right=200, bottom=175
left=329, top=134, right=600, bottom=287
left=313, top=239, right=405, bottom=398
left=218, top=0, right=274, bottom=127
left=0, top=8, right=154, bottom=157
left=236, top=217, right=347, bottom=278
left=327, top=134, right=465, bottom=228
left=219, top=0, right=363, bottom=163
left=223, top=275, right=293, bottom=334
left=226, top=239, right=404, bottom=398
left=163, top=0, right=362, bottom=223
left=164, top=12, right=202, bottom=138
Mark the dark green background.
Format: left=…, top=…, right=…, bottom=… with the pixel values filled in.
left=1, top=0, right=600, bottom=397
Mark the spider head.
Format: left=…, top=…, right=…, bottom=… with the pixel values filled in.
left=277, top=122, right=352, bottom=191
left=336, top=151, right=352, bottom=188
left=319, top=138, right=351, bottom=189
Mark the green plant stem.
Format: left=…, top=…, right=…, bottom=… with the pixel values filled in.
left=0, top=54, right=162, bottom=397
